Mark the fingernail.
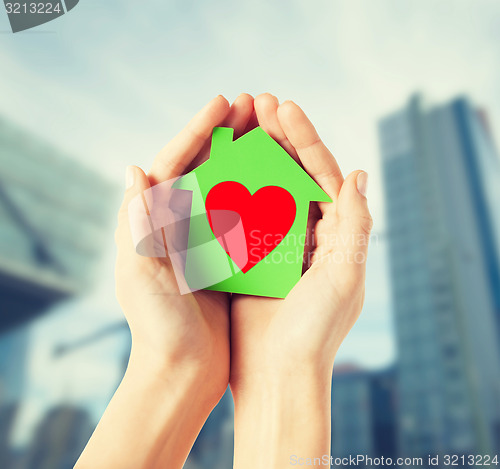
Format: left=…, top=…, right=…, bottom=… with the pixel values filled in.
left=357, top=171, right=368, bottom=197
left=126, top=166, right=135, bottom=189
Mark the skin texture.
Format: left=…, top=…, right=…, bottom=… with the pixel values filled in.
left=75, top=93, right=372, bottom=469
left=230, top=94, right=372, bottom=468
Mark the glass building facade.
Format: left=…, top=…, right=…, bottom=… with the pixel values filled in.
left=0, top=115, right=116, bottom=330
left=378, top=95, right=500, bottom=457
left=0, top=116, right=117, bottom=467
left=331, top=367, right=397, bottom=462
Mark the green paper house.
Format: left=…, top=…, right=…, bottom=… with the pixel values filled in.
left=174, top=126, right=331, bottom=298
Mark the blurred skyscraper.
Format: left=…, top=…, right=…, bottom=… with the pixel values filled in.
left=331, top=365, right=397, bottom=462
left=22, top=405, right=94, bottom=469
left=0, top=115, right=116, bottom=467
left=0, top=116, right=115, bottom=329
left=379, top=95, right=500, bottom=457
left=187, top=388, right=234, bottom=469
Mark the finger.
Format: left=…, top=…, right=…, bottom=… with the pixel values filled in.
left=187, top=94, right=254, bottom=171
left=223, top=93, right=255, bottom=139
left=149, top=95, right=230, bottom=184
left=115, top=165, right=152, bottom=259
left=244, top=110, right=259, bottom=133
left=254, top=93, right=298, bottom=160
left=330, top=171, right=372, bottom=290
left=277, top=100, right=343, bottom=205
left=336, top=170, right=373, bottom=260
left=313, top=171, right=372, bottom=287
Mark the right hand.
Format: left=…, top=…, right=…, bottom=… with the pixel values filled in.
left=114, top=94, right=255, bottom=406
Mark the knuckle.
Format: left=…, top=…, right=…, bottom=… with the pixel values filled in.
left=358, top=214, right=373, bottom=236
left=114, top=226, right=123, bottom=246
left=115, top=207, right=130, bottom=239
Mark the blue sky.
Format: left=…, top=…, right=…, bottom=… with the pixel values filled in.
left=2, top=0, right=500, bottom=444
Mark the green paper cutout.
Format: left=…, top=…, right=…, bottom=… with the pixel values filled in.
left=174, top=126, right=331, bottom=298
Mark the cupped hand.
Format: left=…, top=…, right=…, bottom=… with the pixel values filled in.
left=114, top=94, right=255, bottom=404
left=230, top=94, right=373, bottom=392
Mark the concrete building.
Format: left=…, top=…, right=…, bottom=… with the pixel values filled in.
left=378, top=95, right=500, bottom=457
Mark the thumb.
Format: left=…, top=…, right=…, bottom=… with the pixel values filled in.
left=115, top=165, right=152, bottom=259
left=337, top=170, right=373, bottom=238
left=332, top=170, right=373, bottom=282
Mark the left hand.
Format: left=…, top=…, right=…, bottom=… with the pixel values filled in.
left=230, top=93, right=373, bottom=392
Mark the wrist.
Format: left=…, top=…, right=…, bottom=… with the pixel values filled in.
left=231, top=366, right=332, bottom=469
left=232, top=364, right=332, bottom=407
left=231, top=353, right=334, bottom=400
left=126, top=342, right=227, bottom=410
left=78, top=341, right=220, bottom=469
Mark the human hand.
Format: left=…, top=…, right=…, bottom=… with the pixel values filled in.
left=230, top=94, right=372, bottom=468
left=115, top=94, right=255, bottom=405
left=231, top=93, right=372, bottom=385
left=77, top=95, right=257, bottom=469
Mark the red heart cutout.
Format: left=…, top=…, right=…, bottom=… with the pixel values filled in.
left=205, top=181, right=296, bottom=273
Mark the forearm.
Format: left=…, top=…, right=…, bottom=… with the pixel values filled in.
left=232, top=367, right=332, bottom=469
left=75, top=346, right=216, bottom=469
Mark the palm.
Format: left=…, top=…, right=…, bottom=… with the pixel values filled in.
left=230, top=203, right=349, bottom=376
left=115, top=95, right=254, bottom=400
left=116, top=254, right=230, bottom=384
left=230, top=95, right=370, bottom=384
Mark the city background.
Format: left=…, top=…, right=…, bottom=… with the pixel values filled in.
left=0, top=1, right=499, bottom=467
